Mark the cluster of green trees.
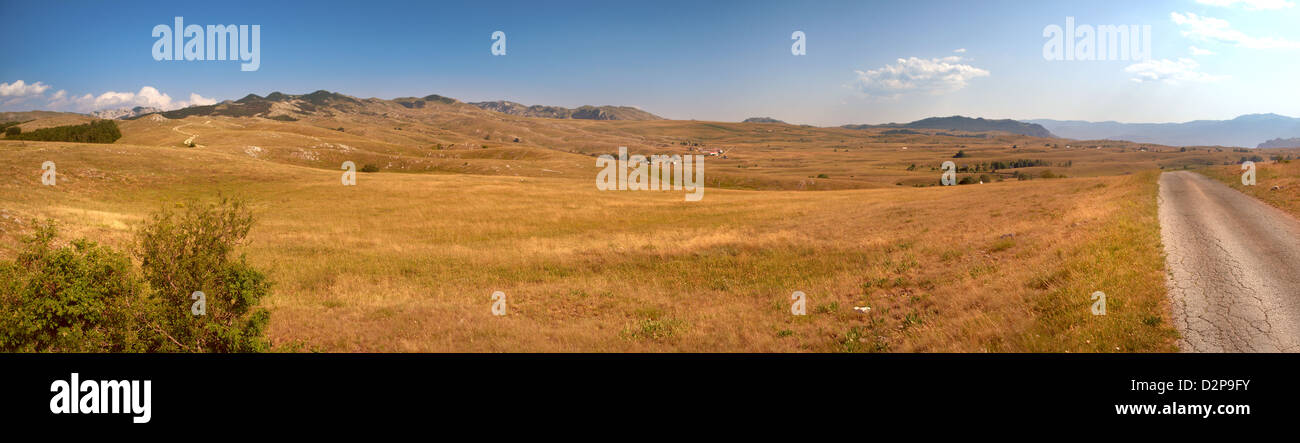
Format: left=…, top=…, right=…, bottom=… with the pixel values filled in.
left=1, top=120, right=30, bottom=136
left=984, top=159, right=1051, bottom=170
left=943, top=159, right=1052, bottom=173
left=5, top=119, right=122, bottom=143
left=0, top=198, right=271, bottom=352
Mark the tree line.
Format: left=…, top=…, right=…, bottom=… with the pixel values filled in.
left=4, top=119, right=122, bottom=143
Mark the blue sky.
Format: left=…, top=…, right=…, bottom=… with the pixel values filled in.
left=3, top=0, right=1300, bottom=125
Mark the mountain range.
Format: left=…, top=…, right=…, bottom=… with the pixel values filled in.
left=77, top=92, right=1300, bottom=149
left=122, top=90, right=664, bottom=122
left=91, top=106, right=164, bottom=120
left=1027, top=114, right=1300, bottom=148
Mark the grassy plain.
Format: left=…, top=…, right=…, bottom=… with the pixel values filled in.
left=2, top=109, right=1270, bottom=352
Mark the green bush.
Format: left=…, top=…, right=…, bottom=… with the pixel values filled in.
left=0, top=197, right=272, bottom=353
left=136, top=197, right=271, bottom=352
left=0, top=221, right=151, bottom=352
left=360, top=164, right=380, bottom=173
left=4, top=126, right=19, bottom=136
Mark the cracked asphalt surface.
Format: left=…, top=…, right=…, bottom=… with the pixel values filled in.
left=1159, top=171, right=1300, bottom=352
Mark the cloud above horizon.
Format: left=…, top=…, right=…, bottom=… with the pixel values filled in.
left=1171, top=12, right=1300, bottom=49
left=851, top=56, right=989, bottom=98
left=0, top=80, right=50, bottom=98
left=1, top=80, right=216, bottom=113
left=1126, top=58, right=1224, bottom=83
left=1195, top=0, right=1295, bottom=10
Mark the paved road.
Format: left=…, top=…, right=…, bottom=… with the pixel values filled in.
left=1159, top=171, right=1300, bottom=352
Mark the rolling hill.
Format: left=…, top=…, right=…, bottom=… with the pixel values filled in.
left=843, top=116, right=1055, bottom=138
left=8, top=87, right=1298, bottom=352
left=1258, top=137, right=1300, bottom=149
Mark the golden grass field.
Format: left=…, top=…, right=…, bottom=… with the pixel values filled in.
left=1202, top=159, right=1300, bottom=218
left=4, top=108, right=1293, bottom=352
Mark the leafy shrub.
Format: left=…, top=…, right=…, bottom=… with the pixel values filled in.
left=136, top=197, right=271, bottom=352
left=360, top=164, right=380, bottom=173
left=4, top=126, right=19, bottom=136
left=0, top=222, right=150, bottom=352
left=0, top=198, right=272, bottom=353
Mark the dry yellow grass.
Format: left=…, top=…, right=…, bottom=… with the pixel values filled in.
left=1201, top=159, right=1300, bottom=217
left=0, top=133, right=1179, bottom=351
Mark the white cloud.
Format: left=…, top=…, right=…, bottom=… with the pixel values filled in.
left=186, top=93, right=217, bottom=107
left=1171, top=12, right=1300, bottom=49
left=1125, top=58, right=1224, bottom=83
left=0, top=77, right=223, bottom=113
left=852, top=56, right=989, bottom=98
left=1195, top=0, right=1294, bottom=10
left=0, top=79, right=217, bottom=112
left=0, top=80, right=50, bottom=97
left=1189, top=46, right=1216, bottom=55
left=56, top=87, right=215, bottom=112
left=953, top=48, right=967, bottom=53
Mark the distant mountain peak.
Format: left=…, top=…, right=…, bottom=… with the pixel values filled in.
left=1232, top=113, right=1292, bottom=122
left=91, top=106, right=163, bottom=120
